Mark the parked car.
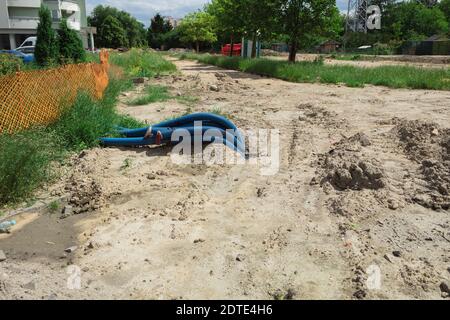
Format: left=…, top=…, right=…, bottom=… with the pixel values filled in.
left=16, top=36, right=36, bottom=54
left=0, top=50, right=35, bottom=63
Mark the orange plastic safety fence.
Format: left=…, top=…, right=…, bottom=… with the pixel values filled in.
left=0, top=50, right=110, bottom=133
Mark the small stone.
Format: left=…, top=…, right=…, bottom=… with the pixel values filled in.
left=431, top=128, right=439, bottom=136
left=47, top=293, right=58, bottom=300
left=64, top=246, right=78, bottom=253
left=62, top=205, right=73, bottom=216
left=0, top=250, right=6, bottom=262
left=23, top=281, right=36, bottom=290
left=309, top=177, right=318, bottom=185
left=132, top=77, right=147, bottom=84
left=193, top=239, right=205, bottom=244
left=388, top=199, right=399, bottom=210
left=209, top=84, right=219, bottom=92
left=440, top=281, right=450, bottom=294
left=392, top=250, right=401, bottom=257
left=176, top=91, right=182, bottom=97
left=358, top=133, right=371, bottom=147
left=384, top=253, right=394, bottom=263
left=236, top=254, right=244, bottom=262
left=353, top=289, right=366, bottom=299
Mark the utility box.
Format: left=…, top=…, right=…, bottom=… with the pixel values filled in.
left=241, top=38, right=261, bottom=58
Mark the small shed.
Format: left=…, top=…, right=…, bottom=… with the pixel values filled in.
left=318, top=40, right=340, bottom=53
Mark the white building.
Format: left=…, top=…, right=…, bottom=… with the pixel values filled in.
left=0, top=0, right=95, bottom=50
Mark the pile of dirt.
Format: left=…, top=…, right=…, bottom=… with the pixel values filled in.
left=63, top=152, right=106, bottom=214
left=392, top=119, right=450, bottom=210
left=317, top=133, right=386, bottom=191
left=65, top=178, right=104, bottom=214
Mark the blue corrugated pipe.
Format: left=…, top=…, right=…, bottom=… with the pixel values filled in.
left=101, top=113, right=245, bottom=156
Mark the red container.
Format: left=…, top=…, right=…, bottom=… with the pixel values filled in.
left=221, top=43, right=241, bottom=56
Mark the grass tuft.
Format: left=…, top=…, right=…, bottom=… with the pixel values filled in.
left=110, top=49, right=176, bottom=77
left=0, top=129, right=64, bottom=205
left=127, top=85, right=171, bottom=106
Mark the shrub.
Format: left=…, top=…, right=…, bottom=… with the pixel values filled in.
left=0, top=53, right=23, bottom=75
left=58, top=18, right=86, bottom=63
left=35, top=5, right=58, bottom=66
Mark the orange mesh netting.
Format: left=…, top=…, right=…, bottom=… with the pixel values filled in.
left=0, top=50, right=110, bottom=133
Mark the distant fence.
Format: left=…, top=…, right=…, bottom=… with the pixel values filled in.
left=401, top=40, right=450, bottom=55
left=0, top=50, right=110, bottom=133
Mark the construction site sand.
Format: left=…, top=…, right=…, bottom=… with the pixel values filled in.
left=267, top=53, right=450, bottom=69
left=1, top=58, right=450, bottom=300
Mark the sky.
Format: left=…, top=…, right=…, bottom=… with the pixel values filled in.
left=86, top=0, right=350, bottom=26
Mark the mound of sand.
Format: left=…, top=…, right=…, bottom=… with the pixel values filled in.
left=393, top=119, right=450, bottom=210
left=318, top=132, right=386, bottom=191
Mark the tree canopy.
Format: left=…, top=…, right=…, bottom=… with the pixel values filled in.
left=179, top=12, right=217, bottom=52
left=88, top=5, right=147, bottom=48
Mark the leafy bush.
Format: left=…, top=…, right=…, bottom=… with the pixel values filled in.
left=0, top=54, right=23, bottom=75
left=58, top=18, right=86, bottom=63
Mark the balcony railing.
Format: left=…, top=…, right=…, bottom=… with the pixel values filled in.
left=9, top=16, right=39, bottom=29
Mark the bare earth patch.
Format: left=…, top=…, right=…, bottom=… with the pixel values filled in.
left=1, top=58, right=450, bottom=300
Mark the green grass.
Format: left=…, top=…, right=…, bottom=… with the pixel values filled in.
left=0, top=50, right=176, bottom=207
left=110, top=48, right=176, bottom=78
left=0, top=129, right=63, bottom=205
left=127, top=85, right=171, bottom=106
left=179, top=53, right=450, bottom=91
left=47, top=200, right=61, bottom=213
left=176, top=95, right=199, bottom=106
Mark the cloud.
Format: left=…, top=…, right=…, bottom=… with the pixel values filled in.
left=86, top=0, right=210, bottom=25
left=86, top=0, right=350, bottom=26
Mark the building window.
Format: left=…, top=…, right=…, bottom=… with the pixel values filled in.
left=51, top=10, right=60, bottom=21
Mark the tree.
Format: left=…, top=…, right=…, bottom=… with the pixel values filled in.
left=277, top=0, right=338, bottom=62
left=57, top=19, right=85, bottom=63
left=98, top=15, right=127, bottom=48
left=241, top=0, right=279, bottom=58
left=147, top=13, right=173, bottom=49
left=88, top=5, right=147, bottom=48
left=206, top=0, right=245, bottom=56
left=35, top=5, right=58, bottom=66
left=382, top=1, right=448, bottom=41
left=179, top=12, right=217, bottom=52
left=439, top=0, right=450, bottom=28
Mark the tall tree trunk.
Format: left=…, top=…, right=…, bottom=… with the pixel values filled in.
left=196, top=41, right=200, bottom=53
left=251, top=32, right=257, bottom=59
left=229, top=35, right=234, bottom=57
left=288, top=39, right=297, bottom=63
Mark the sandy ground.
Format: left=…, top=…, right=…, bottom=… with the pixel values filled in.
left=266, top=53, right=450, bottom=69
left=1, top=58, right=450, bottom=300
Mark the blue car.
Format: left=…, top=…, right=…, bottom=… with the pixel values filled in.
left=0, top=49, right=35, bottom=64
